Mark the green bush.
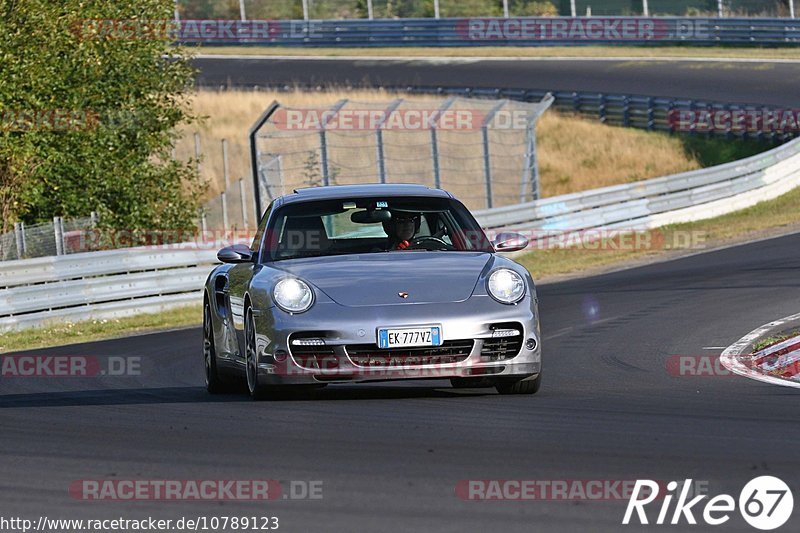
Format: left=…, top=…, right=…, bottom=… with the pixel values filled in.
left=0, top=0, right=203, bottom=241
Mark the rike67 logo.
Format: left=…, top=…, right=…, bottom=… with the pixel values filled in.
left=623, top=476, right=793, bottom=530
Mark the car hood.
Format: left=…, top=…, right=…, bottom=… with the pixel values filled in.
left=273, top=252, right=492, bottom=307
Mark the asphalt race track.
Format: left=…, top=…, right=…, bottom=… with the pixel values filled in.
left=3, top=231, right=800, bottom=531
left=193, top=56, right=800, bottom=107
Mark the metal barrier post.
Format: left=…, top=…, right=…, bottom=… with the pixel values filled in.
left=221, top=191, right=229, bottom=231
left=238, top=0, right=246, bottom=21
left=14, top=222, right=25, bottom=259
left=54, top=216, right=64, bottom=256
left=520, top=93, right=554, bottom=202
left=503, top=0, right=509, bottom=17
left=248, top=101, right=280, bottom=215
left=599, top=94, right=607, bottom=123
left=530, top=126, right=541, bottom=201
left=239, top=177, right=249, bottom=229
left=194, top=132, right=202, bottom=177
left=222, top=139, right=230, bottom=189
left=643, top=0, right=649, bottom=16
left=622, top=97, right=631, bottom=127
left=481, top=128, right=493, bottom=209
left=481, top=100, right=508, bottom=210
left=429, top=97, right=456, bottom=190
left=375, top=99, right=403, bottom=184
left=318, top=100, right=348, bottom=187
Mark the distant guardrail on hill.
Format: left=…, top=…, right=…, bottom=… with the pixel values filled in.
left=196, top=82, right=799, bottom=144
left=174, top=17, right=800, bottom=46
left=404, top=86, right=799, bottom=142
left=3, top=135, right=799, bottom=332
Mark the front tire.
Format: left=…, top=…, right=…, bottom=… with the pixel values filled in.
left=245, top=308, right=270, bottom=400
left=495, top=373, right=541, bottom=395
left=203, top=303, right=227, bottom=394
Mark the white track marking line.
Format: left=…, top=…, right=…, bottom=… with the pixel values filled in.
left=195, top=54, right=800, bottom=64
left=720, top=312, right=800, bottom=389
left=703, top=346, right=726, bottom=350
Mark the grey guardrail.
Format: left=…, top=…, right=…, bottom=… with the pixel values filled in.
left=0, top=248, right=218, bottom=331
left=176, top=17, right=800, bottom=46
left=2, top=136, right=800, bottom=331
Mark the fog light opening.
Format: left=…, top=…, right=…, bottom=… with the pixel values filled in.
left=274, top=350, right=289, bottom=363
left=525, top=337, right=538, bottom=351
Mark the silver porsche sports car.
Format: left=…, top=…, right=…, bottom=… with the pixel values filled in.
left=203, top=184, right=541, bottom=399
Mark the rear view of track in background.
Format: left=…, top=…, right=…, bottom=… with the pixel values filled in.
left=193, top=56, right=800, bottom=108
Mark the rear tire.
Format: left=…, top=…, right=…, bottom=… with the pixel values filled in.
left=495, top=373, right=541, bottom=395
left=203, top=303, right=227, bottom=394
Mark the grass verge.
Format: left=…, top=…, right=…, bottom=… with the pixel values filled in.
left=193, top=45, right=800, bottom=60
left=0, top=306, right=202, bottom=354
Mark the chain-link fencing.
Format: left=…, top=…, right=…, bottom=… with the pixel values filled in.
left=0, top=215, right=97, bottom=262
left=248, top=95, right=553, bottom=214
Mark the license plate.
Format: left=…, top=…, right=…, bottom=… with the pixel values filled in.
left=378, top=326, right=442, bottom=349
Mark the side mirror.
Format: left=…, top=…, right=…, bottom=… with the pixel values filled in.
left=217, top=243, right=253, bottom=264
left=493, top=232, right=529, bottom=253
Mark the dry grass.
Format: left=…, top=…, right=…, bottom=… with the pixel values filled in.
left=536, top=112, right=699, bottom=196
left=179, top=89, right=704, bottom=206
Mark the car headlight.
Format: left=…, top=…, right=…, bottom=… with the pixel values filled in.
left=487, top=269, right=526, bottom=304
left=273, top=278, right=314, bottom=313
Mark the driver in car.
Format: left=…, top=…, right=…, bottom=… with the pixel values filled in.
left=383, top=212, right=420, bottom=250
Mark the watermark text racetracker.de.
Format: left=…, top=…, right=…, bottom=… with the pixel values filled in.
left=669, top=109, right=800, bottom=135
left=457, top=18, right=709, bottom=41
left=271, top=108, right=539, bottom=132
left=666, top=355, right=734, bottom=378
left=1, top=355, right=141, bottom=378
left=69, top=479, right=322, bottom=501
left=456, top=479, right=708, bottom=501
left=63, top=228, right=708, bottom=254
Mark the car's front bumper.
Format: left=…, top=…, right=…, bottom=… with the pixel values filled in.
left=252, top=294, right=541, bottom=385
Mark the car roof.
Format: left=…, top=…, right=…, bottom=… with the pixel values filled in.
left=279, top=184, right=452, bottom=205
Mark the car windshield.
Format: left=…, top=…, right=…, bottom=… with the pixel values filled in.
left=264, top=196, right=493, bottom=261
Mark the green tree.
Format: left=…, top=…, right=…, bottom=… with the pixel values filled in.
left=0, top=0, right=203, bottom=241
